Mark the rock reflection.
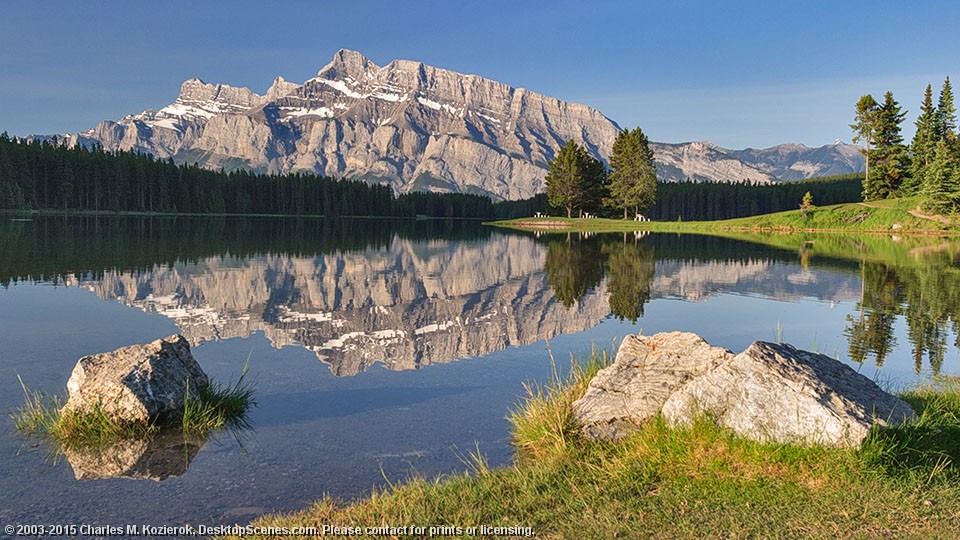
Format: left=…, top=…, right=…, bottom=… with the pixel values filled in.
left=64, top=430, right=204, bottom=481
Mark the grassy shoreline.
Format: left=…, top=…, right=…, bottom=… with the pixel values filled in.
left=237, top=349, right=960, bottom=539
left=489, top=197, right=960, bottom=236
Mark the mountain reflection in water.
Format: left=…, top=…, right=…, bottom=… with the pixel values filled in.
left=3, top=217, right=959, bottom=375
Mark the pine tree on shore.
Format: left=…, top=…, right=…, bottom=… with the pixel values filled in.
left=908, top=84, right=938, bottom=195
left=607, top=127, right=658, bottom=220
left=937, top=76, right=957, bottom=141
left=866, top=91, right=908, bottom=200
left=851, top=94, right=880, bottom=200
left=545, top=140, right=605, bottom=218
left=920, top=140, right=960, bottom=214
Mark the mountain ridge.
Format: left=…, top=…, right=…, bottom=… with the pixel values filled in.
left=58, top=49, right=863, bottom=200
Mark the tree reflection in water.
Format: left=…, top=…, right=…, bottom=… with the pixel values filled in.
left=543, top=231, right=655, bottom=321
left=542, top=230, right=960, bottom=376
left=846, top=253, right=960, bottom=375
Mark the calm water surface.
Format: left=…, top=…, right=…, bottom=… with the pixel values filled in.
left=1, top=216, right=958, bottom=530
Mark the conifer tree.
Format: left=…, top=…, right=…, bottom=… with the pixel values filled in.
left=579, top=152, right=608, bottom=217
left=866, top=91, right=908, bottom=200
left=851, top=94, right=879, bottom=200
left=908, top=84, right=938, bottom=195
left=545, top=140, right=605, bottom=218
left=545, top=141, right=583, bottom=218
left=921, top=140, right=960, bottom=214
left=799, top=191, right=815, bottom=217
left=607, top=127, right=657, bottom=219
left=937, top=76, right=957, bottom=141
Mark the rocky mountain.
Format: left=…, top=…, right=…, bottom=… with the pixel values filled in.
left=67, top=49, right=864, bottom=200
left=726, top=140, right=865, bottom=182
left=651, top=140, right=864, bottom=184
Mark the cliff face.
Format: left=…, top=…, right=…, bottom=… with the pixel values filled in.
left=72, top=49, right=620, bottom=201
left=67, top=49, right=863, bottom=200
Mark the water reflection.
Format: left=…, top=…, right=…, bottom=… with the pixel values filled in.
left=540, top=231, right=960, bottom=375
left=845, top=249, right=960, bottom=373
left=4, top=216, right=960, bottom=375
left=63, top=430, right=204, bottom=481
left=544, top=234, right=604, bottom=308
left=543, top=232, right=655, bottom=322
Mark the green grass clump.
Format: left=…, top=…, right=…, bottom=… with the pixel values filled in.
left=182, top=364, right=255, bottom=436
left=508, top=346, right=610, bottom=462
left=240, top=351, right=960, bottom=540
left=14, top=366, right=255, bottom=450
left=14, top=375, right=156, bottom=449
left=860, top=377, right=960, bottom=483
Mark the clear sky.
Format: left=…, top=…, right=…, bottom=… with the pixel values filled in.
left=2, top=1, right=958, bottom=149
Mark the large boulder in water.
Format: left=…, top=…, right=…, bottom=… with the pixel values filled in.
left=572, top=332, right=916, bottom=447
left=62, top=335, right=209, bottom=425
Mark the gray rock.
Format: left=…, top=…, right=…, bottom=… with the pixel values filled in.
left=662, top=341, right=916, bottom=447
left=63, top=335, right=209, bottom=425
left=574, top=333, right=915, bottom=447
left=571, top=332, right=734, bottom=440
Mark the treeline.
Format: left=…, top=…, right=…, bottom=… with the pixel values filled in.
left=645, top=174, right=863, bottom=221
left=511, top=175, right=862, bottom=221
left=0, top=133, right=864, bottom=221
left=0, top=134, right=514, bottom=219
left=0, top=215, right=494, bottom=285
left=0, top=134, right=397, bottom=215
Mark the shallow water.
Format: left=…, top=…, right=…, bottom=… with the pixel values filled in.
left=1, top=216, right=957, bottom=530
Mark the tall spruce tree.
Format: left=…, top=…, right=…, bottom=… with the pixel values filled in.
left=851, top=94, right=880, bottom=200
left=920, top=140, right=960, bottom=214
left=579, top=152, right=608, bottom=217
left=545, top=141, right=582, bottom=218
left=544, top=140, right=605, bottom=218
left=866, top=91, right=908, bottom=200
left=908, top=84, right=938, bottom=195
left=607, top=127, right=658, bottom=219
left=937, top=76, right=957, bottom=141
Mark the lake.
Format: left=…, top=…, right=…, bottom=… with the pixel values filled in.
left=2, top=216, right=958, bottom=530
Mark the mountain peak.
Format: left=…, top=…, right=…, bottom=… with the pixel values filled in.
left=316, top=48, right=378, bottom=80
left=172, top=77, right=263, bottom=115
left=265, top=75, right=300, bottom=101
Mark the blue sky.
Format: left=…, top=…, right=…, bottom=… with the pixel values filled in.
left=1, top=1, right=958, bottom=149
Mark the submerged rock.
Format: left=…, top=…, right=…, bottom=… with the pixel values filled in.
left=62, top=335, right=209, bottom=425
left=64, top=430, right=203, bottom=481
left=573, top=332, right=915, bottom=447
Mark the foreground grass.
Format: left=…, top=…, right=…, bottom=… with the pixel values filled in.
left=14, top=376, right=156, bottom=449
left=182, top=363, right=255, bottom=436
left=14, top=370, right=255, bottom=450
left=490, top=197, right=960, bottom=235
left=244, top=351, right=960, bottom=539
